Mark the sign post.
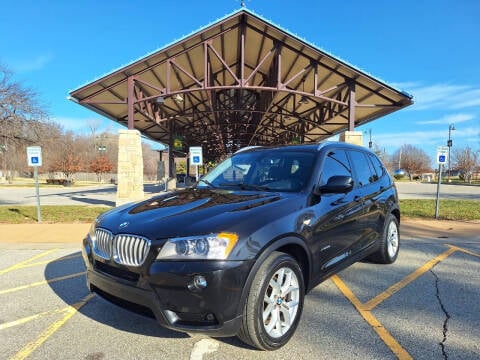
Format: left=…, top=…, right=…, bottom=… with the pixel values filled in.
left=27, top=146, right=42, bottom=223
left=435, top=146, right=448, bottom=219
left=189, top=146, right=203, bottom=181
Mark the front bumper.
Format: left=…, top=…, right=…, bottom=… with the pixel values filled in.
left=82, top=238, right=252, bottom=337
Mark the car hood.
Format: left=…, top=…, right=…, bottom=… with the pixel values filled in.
left=96, top=188, right=303, bottom=240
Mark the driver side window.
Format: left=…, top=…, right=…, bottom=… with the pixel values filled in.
left=320, top=150, right=352, bottom=186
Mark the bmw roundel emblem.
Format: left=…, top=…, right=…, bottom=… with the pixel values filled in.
left=119, top=221, right=129, bottom=229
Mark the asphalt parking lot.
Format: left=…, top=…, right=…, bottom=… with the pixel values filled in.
left=0, top=220, right=478, bottom=360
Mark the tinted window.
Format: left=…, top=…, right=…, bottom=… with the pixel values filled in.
left=320, top=150, right=352, bottom=185
left=369, top=153, right=385, bottom=181
left=348, top=150, right=376, bottom=187
left=199, top=150, right=315, bottom=192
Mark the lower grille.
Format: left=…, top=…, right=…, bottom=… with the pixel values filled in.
left=91, top=285, right=155, bottom=319
left=95, top=261, right=140, bottom=282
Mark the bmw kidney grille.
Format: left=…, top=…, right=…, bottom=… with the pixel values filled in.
left=93, top=228, right=151, bottom=266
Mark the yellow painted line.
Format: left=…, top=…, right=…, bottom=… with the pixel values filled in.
left=447, top=244, right=480, bottom=258
left=0, top=307, right=69, bottom=331
left=0, top=272, right=85, bottom=295
left=362, top=247, right=457, bottom=311
left=18, top=254, right=82, bottom=269
left=0, top=249, right=58, bottom=275
left=10, top=293, right=94, bottom=360
left=331, top=275, right=413, bottom=360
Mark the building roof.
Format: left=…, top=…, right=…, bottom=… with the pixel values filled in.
left=69, top=8, right=412, bottom=161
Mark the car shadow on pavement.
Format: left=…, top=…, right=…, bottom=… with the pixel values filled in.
left=67, top=196, right=115, bottom=207
left=44, top=251, right=189, bottom=339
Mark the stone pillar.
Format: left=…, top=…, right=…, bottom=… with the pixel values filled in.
left=339, top=131, right=363, bottom=146
left=116, top=129, right=144, bottom=206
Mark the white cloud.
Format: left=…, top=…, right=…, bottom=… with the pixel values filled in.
left=11, top=54, right=54, bottom=73
left=389, top=81, right=423, bottom=91
left=416, top=113, right=475, bottom=125
left=397, top=82, right=480, bottom=111
left=373, top=126, right=480, bottom=153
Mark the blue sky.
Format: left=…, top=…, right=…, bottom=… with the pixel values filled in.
left=1, top=0, right=479, bottom=159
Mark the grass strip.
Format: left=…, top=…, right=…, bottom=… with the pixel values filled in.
left=0, top=205, right=111, bottom=223
left=400, top=199, right=480, bottom=221
left=0, top=200, right=478, bottom=223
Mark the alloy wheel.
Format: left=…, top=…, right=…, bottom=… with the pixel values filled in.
left=262, top=267, right=300, bottom=338
left=387, top=221, right=399, bottom=258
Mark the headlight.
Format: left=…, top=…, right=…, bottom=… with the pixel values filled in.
left=156, top=232, right=238, bottom=260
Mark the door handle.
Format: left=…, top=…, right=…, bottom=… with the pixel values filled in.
left=354, top=195, right=362, bottom=202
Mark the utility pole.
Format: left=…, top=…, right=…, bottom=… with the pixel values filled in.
left=398, top=147, right=402, bottom=170
left=447, top=124, right=456, bottom=182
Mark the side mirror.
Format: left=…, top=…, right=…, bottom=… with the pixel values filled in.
left=315, top=175, right=354, bottom=194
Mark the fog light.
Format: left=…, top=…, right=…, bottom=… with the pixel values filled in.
left=188, top=275, right=208, bottom=292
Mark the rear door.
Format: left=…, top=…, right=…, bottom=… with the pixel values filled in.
left=347, top=150, right=382, bottom=253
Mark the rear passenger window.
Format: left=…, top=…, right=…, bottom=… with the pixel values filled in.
left=369, top=153, right=385, bottom=180
left=320, top=150, right=352, bottom=185
left=348, top=150, right=376, bottom=187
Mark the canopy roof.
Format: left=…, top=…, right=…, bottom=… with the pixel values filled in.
left=69, top=8, right=412, bottom=161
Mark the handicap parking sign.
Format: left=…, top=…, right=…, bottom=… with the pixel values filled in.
left=27, top=146, right=42, bottom=167
left=436, top=146, right=448, bottom=165
left=189, top=147, right=203, bottom=166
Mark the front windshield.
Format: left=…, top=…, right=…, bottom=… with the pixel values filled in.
left=197, top=150, right=316, bottom=192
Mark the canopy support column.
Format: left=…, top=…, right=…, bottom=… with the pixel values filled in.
left=127, top=76, right=135, bottom=129
left=348, top=80, right=356, bottom=132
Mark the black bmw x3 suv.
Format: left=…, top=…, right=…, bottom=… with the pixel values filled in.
left=82, top=141, right=400, bottom=350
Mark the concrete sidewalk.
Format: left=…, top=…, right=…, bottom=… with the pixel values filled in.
left=0, top=218, right=478, bottom=248
left=0, top=223, right=90, bottom=248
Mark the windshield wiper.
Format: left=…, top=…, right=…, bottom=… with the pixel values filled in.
left=197, top=179, right=216, bottom=188
left=219, top=182, right=271, bottom=191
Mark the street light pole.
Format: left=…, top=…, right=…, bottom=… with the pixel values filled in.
left=364, top=129, right=373, bottom=149
left=447, top=124, right=456, bottom=182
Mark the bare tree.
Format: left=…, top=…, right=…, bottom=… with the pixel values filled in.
left=0, top=65, right=48, bottom=180
left=391, top=144, right=432, bottom=180
left=142, top=143, right=159, bottom=181
left=453, top=146, right=478, bottom=183
left=48, top=132, right=84, bottom=180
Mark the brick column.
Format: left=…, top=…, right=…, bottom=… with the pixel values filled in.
left=116, top=129, right=144, bottom=206
left=339, top=131, right=363, bottom=146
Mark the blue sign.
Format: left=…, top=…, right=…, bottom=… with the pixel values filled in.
left=189, top=146, right=203, bottom=166
left=438, top=155, right=446, bottom=163
left=31, top=156, right=39, bottom=164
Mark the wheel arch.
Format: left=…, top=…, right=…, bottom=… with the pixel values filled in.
left=236, top=236, right=311, bottom=317
left=391, top=206, right=400, bottom=224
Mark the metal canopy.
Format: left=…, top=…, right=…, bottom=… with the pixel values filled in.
left=69, top=8, right=412, bottom=161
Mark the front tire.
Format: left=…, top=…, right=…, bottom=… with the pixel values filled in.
left=237, top=251, right=305, bottom=350
left=369, top=214, right=400, bottom=264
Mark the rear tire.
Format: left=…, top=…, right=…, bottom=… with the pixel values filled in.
left=369, top=214, right=400, bottom=264
left=237, top=251, right=305, bottom=350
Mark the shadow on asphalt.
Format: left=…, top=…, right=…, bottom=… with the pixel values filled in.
left=22, top=184, right=170, bottom=207
left=44, top=251, right=258, bottom=349
left=45, top=252, right=188, bottom=339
